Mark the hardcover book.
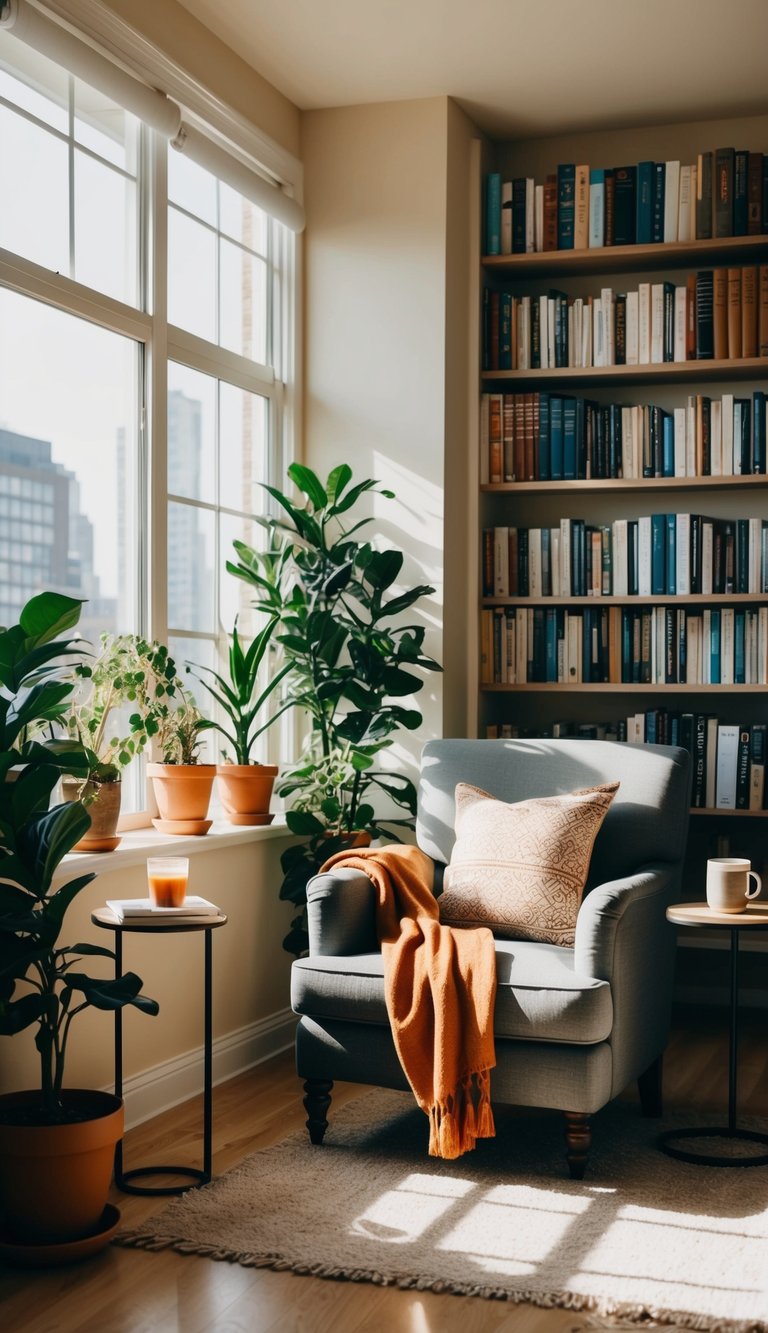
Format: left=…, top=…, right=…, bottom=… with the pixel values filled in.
left=557, top=163, right=576, bottom=249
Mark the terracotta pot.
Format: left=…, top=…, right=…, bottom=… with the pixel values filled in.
left=216, top=763, right=278, bottom=825
left=0, top=1089, right=123, bottom=1244
left=61, top=778, right=122, bottom=853
left=147, top=763, right=216, bottom=834
left=323, top=830, right=372, bottom=849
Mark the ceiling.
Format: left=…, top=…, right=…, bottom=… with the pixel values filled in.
left=176, top=0, right=768, bottom=140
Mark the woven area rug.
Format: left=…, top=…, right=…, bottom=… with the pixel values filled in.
left=115, top=1089, right=768, bottom=1332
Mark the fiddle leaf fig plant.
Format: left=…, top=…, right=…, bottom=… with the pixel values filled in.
left=227, top=462, right=441, bottom=955
left=0, top=593, right=158, bottom=1123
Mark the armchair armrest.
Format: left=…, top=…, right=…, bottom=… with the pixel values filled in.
left=306, top=868, right=380, bottom=955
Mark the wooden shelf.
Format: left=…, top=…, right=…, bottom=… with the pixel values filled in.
left=690, top=807, right=768, bottom=818
left=480, top=683, right=768, bottom=693
left=481, top=594, right=768, bottom=606
left=481, top=234, right=768, bottom=278
left=482, top=475, right=768, bottom=494
left=481, top=357, right=768, bottom=388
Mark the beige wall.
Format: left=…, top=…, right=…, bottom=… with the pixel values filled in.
left=99, top=0, right=301, bottom=159
left=0, top=838, right=295, bottom=1097
left=301, top=96, right=481, bottom=763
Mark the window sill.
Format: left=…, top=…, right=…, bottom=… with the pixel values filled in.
left=54, top=817, right=291, bottom=882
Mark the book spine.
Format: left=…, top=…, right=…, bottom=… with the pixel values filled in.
left=512, top=177, right=527, bottom=254
left=748, top=152, right=763, bottom=234
left=588, top=168, right=605, bottom=248
left=557, top=163, right=576, bottom=250
left=695, top=271, right=714, bottom=359
left=734, top=150, right=749, bottom=236
left=651, top=162, right=665, bottom=243
left=574, top=164, right=589, bottom=249
left=714, top=147, right=735, bottom=237
left=543, top=173, right=558, bottom=251
left=696, top=151, right=713, bottom=238
left=500, top=180, right=513, bottom=254
left=485, top=173, right=502, bottom=254
left=636, top=160, right=654, bottom=244
left=727, top=266, right=742, bottom=358
left=613, top=165, right=637, bottom=245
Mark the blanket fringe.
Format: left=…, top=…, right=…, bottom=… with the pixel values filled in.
left=428, top=1069, right=496, bottom=1159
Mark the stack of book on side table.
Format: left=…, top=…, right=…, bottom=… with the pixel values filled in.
left=105, top=897, right=221, bottom=925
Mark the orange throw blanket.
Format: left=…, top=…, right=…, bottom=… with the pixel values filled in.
left=321, top=843, right=497, bottom=1159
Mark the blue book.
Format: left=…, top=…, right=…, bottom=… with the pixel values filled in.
left=651, top=162, right=665, bottom=243
left=545, top=608, right=559, bottom=682
left=538, top=393, right=551, bottom=480
left=665, top=513, right=677, bottom=594
left=710, top=609, right=721, bottom=684
left=662, top=413, right=674, bottom=477
left=753, top=391, right=766, bottom=473
left=563, top=397, right=577, bottom=479
left=486, top=173, right=502, bottom=255
left=651, top=514, right=666, bottom=595
left=645, top=709, right=657, bottom=743
left=735, top=611, right=746, bottom=684
left=550, top=396, right=564, bottom=479
left=575, top=398, right=586, bottom=477
left=557, top=164, right=576, bottom=249
left=499, top=292, right=512, bottom=370
left=588, top=168, right=605, bottom=247
left=636, top=161, right=654, bottom=244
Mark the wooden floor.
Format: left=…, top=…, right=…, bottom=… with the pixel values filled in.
left=1, top=1005, right=766, bottom=1333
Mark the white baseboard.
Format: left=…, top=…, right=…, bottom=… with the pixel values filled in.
left=112, top=1008, right=297, bottom=1130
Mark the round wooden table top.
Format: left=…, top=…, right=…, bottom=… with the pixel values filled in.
left=91, top=907, right=228, bottom=933
left=667, top=901, right=768, bottom=928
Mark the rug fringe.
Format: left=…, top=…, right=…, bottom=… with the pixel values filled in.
left=111, top=1233, right=767, bottom=1332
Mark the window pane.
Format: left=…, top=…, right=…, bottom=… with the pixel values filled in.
left=168, top=501, right=215, bottom=634
left=0, top=105, right=68, bottom=273
left=75, top=152, right=137, bottom=304
left=0, top=37, right=68, bottom=132
left=219, top=513, right=263, bottom=637
left=219, top=184, right=267, bottom=253
left=168, top=365, right=216, bottom=502
left=0, top=287, right=139, bottom=648
left=74, top=80, right=137, bottom=172
left=219, top=383, right=268, bottom=514
left=220, top=242, right=267, bottom=362
left=168, top=147, right=216, bottom=225
left=168, top=209, right=217, bottom=342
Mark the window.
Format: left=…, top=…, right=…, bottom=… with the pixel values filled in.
left=0, top=25, right=294, bottom=812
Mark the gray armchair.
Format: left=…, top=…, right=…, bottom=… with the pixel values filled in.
left=291, top=738, right=691, bottom=1176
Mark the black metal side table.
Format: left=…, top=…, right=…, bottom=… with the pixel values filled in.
left=659, top=901, right=768, bottom=1167
left=91, top=907, right=228, bottom=1196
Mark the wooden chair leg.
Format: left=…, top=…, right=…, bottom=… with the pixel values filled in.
left=637, top=1055, right=663, bottom=1118
left=564, top=1111, right=591, bottom=1179
left=303, top=1078, right=333, bottom=1144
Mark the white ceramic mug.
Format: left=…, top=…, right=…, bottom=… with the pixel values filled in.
left=706, top=858, right=762, bottom=914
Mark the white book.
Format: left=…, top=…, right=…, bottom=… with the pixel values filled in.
left=601, top=287, right=614, bottom=366
left=567, top=304, right=575, bottom=368
left=581, top=301, right=592, bottom=367
left=721, top=393, right=734, bottom=476
left=688, top=163, right=698, bottom=240
left=701, top=520, right=714, bottom=596
left=550, top=529, right=561, bottom=596
left=625, top=290, right=639, bottom=365
left=566, top=614, right=582, bottom=684
left=656, top=605, right=666, bottom=683
left=749, top=517, right=762, bottom=594
left=685, top=396, right=697, bottom=475
left=501, top=180, right=513, bottom=255
left=638, top=283, right=651, bottom=364
left=493, top=526, right=509, bottom=597
left=733, top=400, right=743, bottom=475
left=612, top=519, right=628, bottom=596
left=664, top=160, right=681, bottom=242
left=519, top=295, right=531, bottom=369
left=673, top=285, right=687, bottom=362
left=621, top=406, right=634, bottom=479
left=705, top=717, right=719, bottom=808
left=593, top=297, right=604, bottom=366
left=539, top=293, right=550, bottom=368
left=106, top=896, right=220, bottom=920
left=560, top=517, right=572, bottom=594
left=674, top=406, right=687, bottom=476
left=528, top=528, right=542, bottom=597
left=676, top=513, right=690, bottom=594
left=677, top=165, right=692, bottom=244
left=710, top=400, right=722, bottom=476
left=721, top=607, right=735, bottom=685
left=650, top=283, right=664, bottom=363
left=572, top=298, right=583, bottom=368
left=525, top=178, right=535, bottom=253
left=534, top=183, right=544, bottom=253
left=589, top=176, right=604, bottom=248
left=637, top=515, right=651, bottom=595
left=715, top=723, right=740, bottom=808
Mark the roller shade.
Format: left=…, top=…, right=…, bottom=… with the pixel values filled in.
left=0, top=0, right=305, bottom=233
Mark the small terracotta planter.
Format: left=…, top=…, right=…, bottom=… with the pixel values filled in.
left=61, top=778, right=122, bottom=853
left=0, top=1089, right=123, bottom=1244
left=216, top=763, right=278, bottom=825
left=147, top=762, right=216, bottom=835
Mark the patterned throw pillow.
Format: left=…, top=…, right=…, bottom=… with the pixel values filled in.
left=439, top=781, right=619, bottom=947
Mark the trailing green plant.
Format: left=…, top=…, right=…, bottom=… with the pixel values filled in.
left=63, top=633, right=186, bottom=794
left=228, top=462, right=441, bottom=954
left=0, top=593, right=158, bottom=1123
left=189, top=616, right=294, bottom=765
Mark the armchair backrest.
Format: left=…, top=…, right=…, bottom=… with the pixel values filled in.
left=417, top=739, right=691, bottom=884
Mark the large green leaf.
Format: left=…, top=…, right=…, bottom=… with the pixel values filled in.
left=287, top=463, right=328, bottom=511
left=362, top=549, right=403, bottom=590
left=65, top=970, right=159, bottom=1014
left=285, top=810, right=325, bottom=836
left=326, top=464, right=352, bottom=502
left=0, top=991, right=47, bottom=1034
left=19, top=592, right=84, bottom=646
left=19, top=804, right=92, bottom=892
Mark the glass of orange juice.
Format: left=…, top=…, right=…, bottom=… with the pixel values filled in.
left=147, top=856, right=189, bottom=908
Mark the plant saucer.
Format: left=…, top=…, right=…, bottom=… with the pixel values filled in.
left=71, top=836, right=122, bottom=853
left=151, top=818, right=213, bottom=836
left=224, top=812, right=275, bottom=826
left=0, top=1203, right=121, bottom=1268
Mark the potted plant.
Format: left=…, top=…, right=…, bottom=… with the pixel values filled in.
left=227, top=462, right=441, bottom=953
left=145, top=682, right=217, bottom=835
left=0, top=592, right=158, bottom=1249
left=61, top=634, right=184, bottom=851
left=189, top=616, right=294, bottom=825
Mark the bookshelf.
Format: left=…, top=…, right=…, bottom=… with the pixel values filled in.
left=473, top=116, right=768, bottom=967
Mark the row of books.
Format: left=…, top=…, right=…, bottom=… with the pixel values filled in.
left=480, top=604, right=768, bottom=686
left=483, top=713, right=768, bottom=811
left=484, top=150, right=768, bottom=255
left=482, top=516, right=768, bottom=600
left=480, top=390, right=768, bottom=482
left=482, top=267, right=768, bottom=371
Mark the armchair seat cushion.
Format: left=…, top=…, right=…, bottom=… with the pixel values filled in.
left=291, top=938, right=612, bottom=1045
